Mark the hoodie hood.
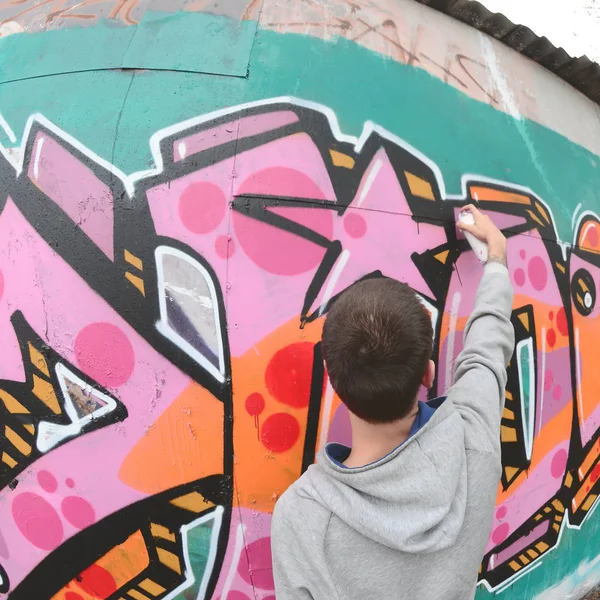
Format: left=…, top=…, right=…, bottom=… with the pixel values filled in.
left=299, top=398, right=468, bottom=554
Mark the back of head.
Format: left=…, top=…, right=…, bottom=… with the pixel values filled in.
left=322, top=278, right=433, bottom=424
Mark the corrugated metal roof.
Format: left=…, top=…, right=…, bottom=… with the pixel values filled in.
left=415, top=0, right=600, bottom=104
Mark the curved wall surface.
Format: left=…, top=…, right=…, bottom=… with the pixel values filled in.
left=1, top=1, right=600, bottom=599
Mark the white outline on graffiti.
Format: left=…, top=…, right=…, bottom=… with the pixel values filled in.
left=155, top=246, right=226, bottom=383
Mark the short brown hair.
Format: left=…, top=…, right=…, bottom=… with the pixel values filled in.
left=322, top=278, right=433, bottom=423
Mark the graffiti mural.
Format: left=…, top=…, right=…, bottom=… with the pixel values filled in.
left=0, top=97, right=599, bottom=599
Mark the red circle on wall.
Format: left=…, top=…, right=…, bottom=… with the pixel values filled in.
left=260, top=413, right=300, bottom=453
left=77, top=564, right=117, bottom=598
left=245, top=392, right=266, bottom=417
left=265, top=343, right=314, bottom=408
left=556, top=308, right=568, bottom=337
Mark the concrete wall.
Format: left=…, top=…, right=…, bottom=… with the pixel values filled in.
left=0, top=1, right=600, bottom=599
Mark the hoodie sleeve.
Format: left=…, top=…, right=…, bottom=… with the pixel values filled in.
left=272, top=489, right=340, bottom=600
left=446, top=262, right=515, bottom=454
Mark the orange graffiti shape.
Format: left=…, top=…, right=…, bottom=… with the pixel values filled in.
left=119, top=381, right=224, bottom=494
left=232, top=316, right=326, bottom=513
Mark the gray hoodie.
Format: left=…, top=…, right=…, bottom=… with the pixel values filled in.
left=272, top=262, right=515, bottom=600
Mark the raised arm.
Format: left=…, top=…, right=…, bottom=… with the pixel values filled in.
left=448, top=205, right=515, bottom=454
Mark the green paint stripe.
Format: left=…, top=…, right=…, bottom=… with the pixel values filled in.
left=0, top=11, right=257, bottom=84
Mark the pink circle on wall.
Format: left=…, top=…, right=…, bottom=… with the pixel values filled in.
left=179, top=182, right=227, bottom=234
left=343, top=213, right=367, bottom=238
left=12, top=492, right=63, bottom=550
left=491, top=523, right=509, bottom=545
left=62, top=496, right=96, bottom=529
left=232, top=205, right=331, bottom=276
left=544, top=370, right=553, bottom=392
left=239, top=167, right=327, bottom=200
left=514, top=268, right=525, bottom=287
left=528, top=256, right=548, bottom=291
left=550, top=449, right=568, bottom=479
left=37, top=470, right=58, bottom=493
left=238, top=537, right=275, bottom=590
left=75, top=322, right=135, bottom=387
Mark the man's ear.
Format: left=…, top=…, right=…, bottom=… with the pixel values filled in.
left=422, top=360, right=435, bottom=390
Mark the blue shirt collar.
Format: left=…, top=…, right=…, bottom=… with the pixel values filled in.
left=326, top=398, right=443, bottom=468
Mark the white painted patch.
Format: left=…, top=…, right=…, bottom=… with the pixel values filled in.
left=575, top=327, right=585, bottom=438
left=572, top=203, right=583, bottom=230
left=480, top=35, right=522, bottom=121
left=538, top=327, right=547, bottom=437
left=356, top=158, right=382, bottom=207
left=444, top=292, right=462, bottom=393
left=33, top=135, right=44, bottom=180
left=0, top=21, right=23, bottom=38
left=318, top=380, right=337, bottom=452
left=318, top=249, right=351, bottom=316
left=416, top=293, right=439, bottom=343
left=219, top=522, right=246, bottom=599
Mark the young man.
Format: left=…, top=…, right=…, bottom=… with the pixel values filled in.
left=272, top=205, right=515, bottom=600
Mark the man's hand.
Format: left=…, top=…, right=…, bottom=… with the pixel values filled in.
left=457, top=204, right=507, bottom=267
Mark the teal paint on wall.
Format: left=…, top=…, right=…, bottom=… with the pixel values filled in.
left=0, top=11, right=257, bottom=84
left=0, top=14, right=599, bottom=599
left=482, top=507, right=600, bottom=598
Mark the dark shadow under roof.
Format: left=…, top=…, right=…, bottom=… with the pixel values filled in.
left=415, top=0, right=600, bottom=104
